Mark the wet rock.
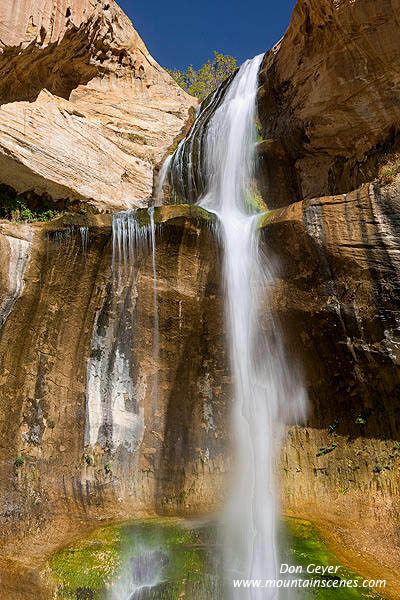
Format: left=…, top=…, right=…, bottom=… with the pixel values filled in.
left=130, top=550, right=169, bottom=586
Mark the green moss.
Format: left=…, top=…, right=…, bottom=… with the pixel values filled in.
left=49, top=518, right=215, bottom=600
left=50, top=517, right=384, bottom=600
left=245, top=188, right=267, bottom=213
left=167, top=138, right=182, bottom=156
left=316, top=443, right=337, bottom=457
left=84, top=454, right=94, bottom=466
left=14, top=456, right=25, bottom=467
left=49, top=525, right=121, bottom=599
left=286, top=518, right=383, bottom=599
left=257, top=207, right=286, bottom=229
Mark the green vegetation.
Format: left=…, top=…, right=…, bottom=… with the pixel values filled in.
left=49, top=518, right=384, bottom=600
left=166, top=51, right=237, bottom=99
left=84, top=454, right=94, bottom=466
left=48, top=420, right=56, bottom=429
left=49, top=523, right=121, bottom=598
left=104, top=462, right=112, bottom=474
left=328, top=419, right=339, bottom=435
left=0, top=185, right=60, bottom=223
left=287, top=518, right=384, bottom=599
left=14, top=456, right=25, bottom=467
left=354, top=408, right=372, bottom=426
left=380, top=156, right=400, bottom=182
left=50, top=518, right=216, bottom=600
left=316, top=443, right=337, bottom=457
left=374, top=464, right=383, bottom=473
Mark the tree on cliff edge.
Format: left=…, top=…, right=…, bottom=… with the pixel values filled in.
left=166, top=51, right=237, bottom=99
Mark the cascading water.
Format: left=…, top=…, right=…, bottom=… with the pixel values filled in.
left=110, top=52, right=306, bottom=599
left=167, top=54, right=307, bottom=597
left=112, top=209, right=160, bottom=416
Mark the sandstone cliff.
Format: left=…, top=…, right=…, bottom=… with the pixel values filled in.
left=1, top=183, right=400, bottom=597
left=0, top=0, right=197, bottom=213
left=258, top=0, right=400, bottom=208
left=1, top=0, right=400, bottom=598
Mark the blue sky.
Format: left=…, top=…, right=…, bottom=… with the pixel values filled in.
left=117, top=0, right=297, bottom=71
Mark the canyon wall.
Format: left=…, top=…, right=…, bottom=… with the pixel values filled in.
left=1, top=0, right=400, bottom=598
left=0, top=0, right=196, bottom=212
left=258, top=0, right=400, bottom=208
left=0, top=210, right=229, bottom=599
left=1, top=182, right=400, bottom=597
left=264, top=180, right=400, bottom=595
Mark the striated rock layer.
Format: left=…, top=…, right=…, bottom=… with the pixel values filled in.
left=1, top=176, right=400, bottom=596
left=264, top=179, right=400, bottom=597
left=0, top=0, right=197, bottom=212
left=258, top=0, right=400, bottom=208
left=0, top=209, right=227, bottom=599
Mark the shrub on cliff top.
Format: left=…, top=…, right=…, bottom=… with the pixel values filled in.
left=166, top=51, right=237, bottom=99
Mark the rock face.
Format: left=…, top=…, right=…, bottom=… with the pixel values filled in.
left=0, top=0, right=95, bottom=47
left=262, top=180, right=400, bottom=596
left=258, top=0, right=400, bottom=208
left=1, top=186, right=400, bottom=597
left=0, top=209, right=228, bottom=600
left=0, top=0, right=197, bottom=212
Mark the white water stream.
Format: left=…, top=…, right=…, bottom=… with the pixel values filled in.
left=197, top=55, right=307, bottom=597
left=110, top=53, right=307, bottom=599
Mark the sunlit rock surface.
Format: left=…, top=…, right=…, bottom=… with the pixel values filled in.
left=258, top=0, right=400, bottom=208
left=1, top=0, right=400, bottom=597
left=0, top=224, right=32, bottom=328
left=0, top=0, right=197, bottom=212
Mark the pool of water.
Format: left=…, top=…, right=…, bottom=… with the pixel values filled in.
left=49, top=518, right=385, bottom=600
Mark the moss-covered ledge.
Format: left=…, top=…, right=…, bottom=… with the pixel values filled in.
left=6, top=204, right=217, bottom=237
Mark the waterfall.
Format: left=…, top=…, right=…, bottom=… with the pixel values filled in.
left=80, top=226, right=89, bottom=255
left=111, top=209, right=159, bottom=417
left=166, top=55, right=307, bottom=597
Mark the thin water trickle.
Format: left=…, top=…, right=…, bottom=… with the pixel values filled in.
left=149, top=207, right=159, bottom=412
left=80, top=226, right=89, bottom=255
left=155, top=155, right=172, bottom=206
left=112, top=208, right=160, bottom=415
